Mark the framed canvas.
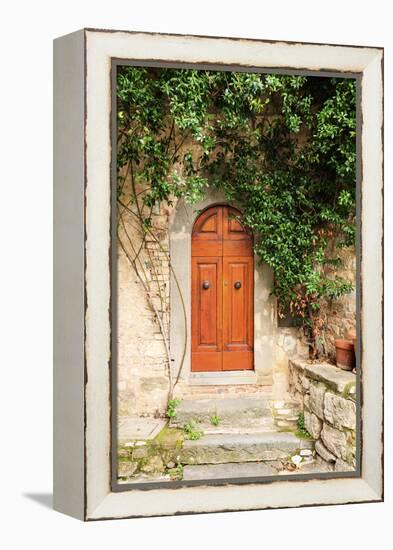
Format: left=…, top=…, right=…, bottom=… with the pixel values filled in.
left=53, top=28, right=383, bottom=521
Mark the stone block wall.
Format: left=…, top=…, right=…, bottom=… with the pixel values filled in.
left=272, top=326, right=309, bottom=397
left=289, top=358, right=356, bottom=471
left=320, top=245, right=356, bottom=358
left=117, top=200, right=172, bottom=418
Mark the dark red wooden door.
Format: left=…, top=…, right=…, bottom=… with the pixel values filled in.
left=191, top=205, right=254, bottom=372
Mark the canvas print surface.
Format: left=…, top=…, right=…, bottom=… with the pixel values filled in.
left=114, top=66, right=358, bottom=486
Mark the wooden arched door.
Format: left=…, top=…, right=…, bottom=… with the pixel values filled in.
left=191, top=205, right=254, bottom=372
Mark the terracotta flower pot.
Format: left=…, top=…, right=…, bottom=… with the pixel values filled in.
left=352, top=336, right=357, bottom=357
left=335, top=339, right=355, bottom=371
left=346, top=330, right=357, bottom=357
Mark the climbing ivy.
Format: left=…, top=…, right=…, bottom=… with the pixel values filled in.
left=117, top=67, right=356, bottom=355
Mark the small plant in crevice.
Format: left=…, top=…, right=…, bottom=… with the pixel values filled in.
left=168, top=462, right=184, bottom=480
left=296, top=411, right=312, bottom=438
left=183, top=421, right=203, bottom=441
left=166, top=398, right=181, bottom=419
left=210, top=414, right=221, bottom=426
left=342, top=381, right=356, bottom=399
left=176, top=463, right=184, bottom=480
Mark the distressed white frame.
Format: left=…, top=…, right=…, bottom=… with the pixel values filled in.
left=53, top=29, right=383, bottom=521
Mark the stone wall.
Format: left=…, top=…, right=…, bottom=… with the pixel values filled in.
left=320, top=245, right=356, bottom=358
left=273, top=326, right=309, bottom=397
left=289, top=358, right=356, bottom=471
left=117, top=201, right=172, bottom=418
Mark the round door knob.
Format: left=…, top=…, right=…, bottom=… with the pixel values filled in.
left=234, top=281, right=242, bottom=289
left=202, top=280, right=210, bottom=290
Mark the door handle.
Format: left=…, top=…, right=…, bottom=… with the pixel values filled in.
left=202, top=280, right=210, bottom=290
left=234, top=281, right=242, bottom=289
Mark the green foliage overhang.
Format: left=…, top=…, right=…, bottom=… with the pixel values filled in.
left=117, top=67, right=356, bottom=324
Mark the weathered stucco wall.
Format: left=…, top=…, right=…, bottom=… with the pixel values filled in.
left=289, top=358, right=356, bottom=471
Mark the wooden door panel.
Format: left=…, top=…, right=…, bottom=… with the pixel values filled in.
left=223, top=206, right=253, bottom=257
left=223, top=207, right=249, bottom=240
left=223, top=351, right=253, bottom=371
left=192, top=205, right=223, bottom=257
left=191, top=351, right=222, bottom=372
left=223, top=239, right=253, bottom=257
left=223, top=257, right=254, bottom=354
left=192, top=240, right=222, bottom=257
left=192, top=206, right=223, bottom=240
left=195, top=260, right=220, bottom=348
left=191, top=257, right=223, bottom=372
left=191, top=205, right=254, bottom=372
left=226, top=262, right=247, bottom=345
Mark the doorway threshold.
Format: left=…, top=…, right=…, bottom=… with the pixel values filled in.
left=188, top=370, right=257, bottom=386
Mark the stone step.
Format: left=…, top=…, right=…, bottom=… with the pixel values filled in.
left=183, top=461, right=279, bottom=480
left=173, top=382, right=273, bottom=401
left=201, top=423, right=277, bottom=435
left=179, top=432, right=313, bottom=465
left=170, top=396, right=301, bottom=430
left=170, top=396, right=273, bottom=427
left=182, top=457, right=327, bottom=480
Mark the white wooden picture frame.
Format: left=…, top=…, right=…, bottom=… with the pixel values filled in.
left=53, top=29, right=383, bottom=520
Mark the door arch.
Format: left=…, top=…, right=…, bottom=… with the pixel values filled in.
left=191, top=205, right=254, bottom=372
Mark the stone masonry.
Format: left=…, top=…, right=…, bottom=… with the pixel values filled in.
left=320, top=244, right=356, bottom=358
left=288, top=357, right=356, bottom=471
left=117, top=200, right=172, bottom=418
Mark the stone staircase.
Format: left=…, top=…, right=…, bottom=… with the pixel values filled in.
left=117, top=395, right=319, bottom=483
left=167, top=395, right=314, bottom=479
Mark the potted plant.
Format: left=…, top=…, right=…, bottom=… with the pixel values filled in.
left=335, top=338, right=355, bottom=371
left=347, top=329, right=357, bottom=357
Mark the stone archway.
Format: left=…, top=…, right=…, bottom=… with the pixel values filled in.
left=169, top=190, right=277, bottom=388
